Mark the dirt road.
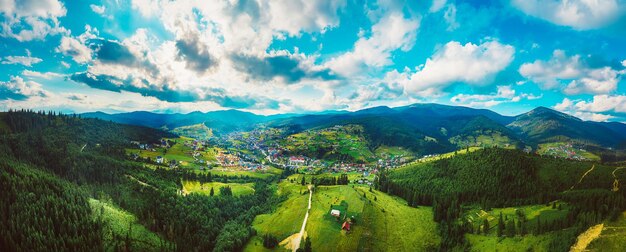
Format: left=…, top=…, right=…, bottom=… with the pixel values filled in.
left=292, top=185, right=313, bottom=252
left=612, top=167, right=625, bottom=192
left=569, top=165, right=595, bottom=191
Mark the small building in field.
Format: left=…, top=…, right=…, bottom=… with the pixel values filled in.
left=330, top=209, right=341, bottom=217
left=156, top=156, right=164, bottom=164
left=341, top=221, right=351, bottom=231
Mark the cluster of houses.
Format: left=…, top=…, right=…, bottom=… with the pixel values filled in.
left=182, top=139, right=206, bottom=151
left=216, top=153, right=240, bottom=167
left=541, top=143, right=591, bottom=161
left=376, top=156, right=410, bottom=168
left=215, top=151, right=269, bottom=171
left=130, top=141, right=158, bottom=152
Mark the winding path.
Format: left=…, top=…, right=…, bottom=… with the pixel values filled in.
left=569, top=165, right=595, bottom=191
left=292, top=185, right=313, bottom=252
left=612, top=167, right=625, bottom=192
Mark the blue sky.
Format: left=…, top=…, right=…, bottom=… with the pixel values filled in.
left=1, top=0, right=626, bottom=122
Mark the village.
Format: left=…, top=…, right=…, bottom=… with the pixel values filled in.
left=125, top=124, right=426, bottom=189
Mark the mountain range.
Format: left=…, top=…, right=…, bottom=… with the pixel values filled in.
left=82, top=103, right=626, bottom=153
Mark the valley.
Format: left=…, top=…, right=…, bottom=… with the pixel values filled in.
left=2, top=105, right=626, bottom=251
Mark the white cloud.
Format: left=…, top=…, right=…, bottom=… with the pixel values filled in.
left=430, top=0, right=447, bottom=12
left=1, top=55, right=42, bottom=66
left=56, top=36, right=92, bottom=63
left=130, top=0, right=161, bottom=18
left=55, top=26, right=98, bottom=64
left=401, top=40, right=515, bottom=95
left=450, top=85, right=540, bottom=107
left=564, top=67, right=620, bottom=95
left=0, top=0, right=67, bottom=41
left=90, top=4, right=105, bottom=15
left=573, top=95, right=626, bottom=113
left=554, top=95, right=626, bottom=122
left=512, top=0, right=623, bottom=30
left=21, top=70, right=64, bottom=79
left=519, top=50, right=622, bottom=94
left=443, top=4, right=459, bottom=31
left=326, top=12, right=420, bottom=76
left=0, top=76, right=48, bottom=99
left=266, top=0, right=347, bottom=35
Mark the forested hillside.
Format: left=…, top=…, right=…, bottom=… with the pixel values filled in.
left=0, top=110, right=282, bottom=251
left=376, top=148, right=626, bottom=250
left=0, top=158, right=103, bottom=251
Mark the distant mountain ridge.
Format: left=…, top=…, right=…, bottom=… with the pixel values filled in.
left=82, top=104, right=626, bottom=152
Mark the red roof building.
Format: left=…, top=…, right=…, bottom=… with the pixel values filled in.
left=342, top=221, right=351, bottom=231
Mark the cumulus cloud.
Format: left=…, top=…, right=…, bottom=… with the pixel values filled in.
left=56, top=36, right=92, bottom=63
left=0, top=76, right=47, bottom=100
left=90, top=4, right=105, bottom=15
left=1, top=55, right=42, bottom=66
left=512, top=0, right=624, bottom=30
left=0, top=0, right=67, bottom=41
left=519, top=50, right=622, bottom=94
left=232, top=52, right=337, bottom=84
left=69, top=72, right=283, bottom=109
left=554, top=95, right=626, bottom=122
left=175, top=32, right=218, bottom=74
left=450, top=85, right=541, bottom=107
left=401, top=40, right=515, bottom=95
left=326, top=12, right=420, bottom=76
left=346, top=71, right=405, bottom=105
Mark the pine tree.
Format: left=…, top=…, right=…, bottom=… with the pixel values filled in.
left=506, top=219, right=516, bottom=237
left=497, top=213, right=504, bottom=237
left=210, top=187, right=214, bottom=196
left=483, top=219, right=490, bottom=234
left=304, top=236, right=312, bottom=252
left=536, top=216, right=542, bottom=235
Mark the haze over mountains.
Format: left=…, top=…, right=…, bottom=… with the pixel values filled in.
left=83, top=103, right=626, bottom=153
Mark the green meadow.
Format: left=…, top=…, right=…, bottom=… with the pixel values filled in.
left=89, top=198, right=169, bottom=251
left=245, top=175, right=440, bottom=251
left=181, top=180, right=255, bottom=196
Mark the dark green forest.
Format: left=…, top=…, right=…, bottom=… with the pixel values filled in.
left=0, top=110, right=281, bottom=252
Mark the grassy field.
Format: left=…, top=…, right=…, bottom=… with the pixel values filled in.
left=245, top=177, right=440, bottom=251
left=89, top=198, right=169, bottom=251
left=467, top=233, right=554, bottom=252
left=314, top=171, right=376, bottom=185
left=245, top=177, right=310, bottom=251
left=396, top=146, right=482, bottom=168
left=465, top=202, right=570, bottom=234
left=209, top=166, right=283, bottom=179
left=171, top=123, right=213, bottom=140
left=181, top=180, right=255, bottom=196
left=374, top=145, right=414, bottom=158
left=449, top=131, right=517, bottom=149
left=464, top=203, right=570, bottom=251
left=126, top=137, right=196, bottom=163
left=280, top=125, right=374, bottom=163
